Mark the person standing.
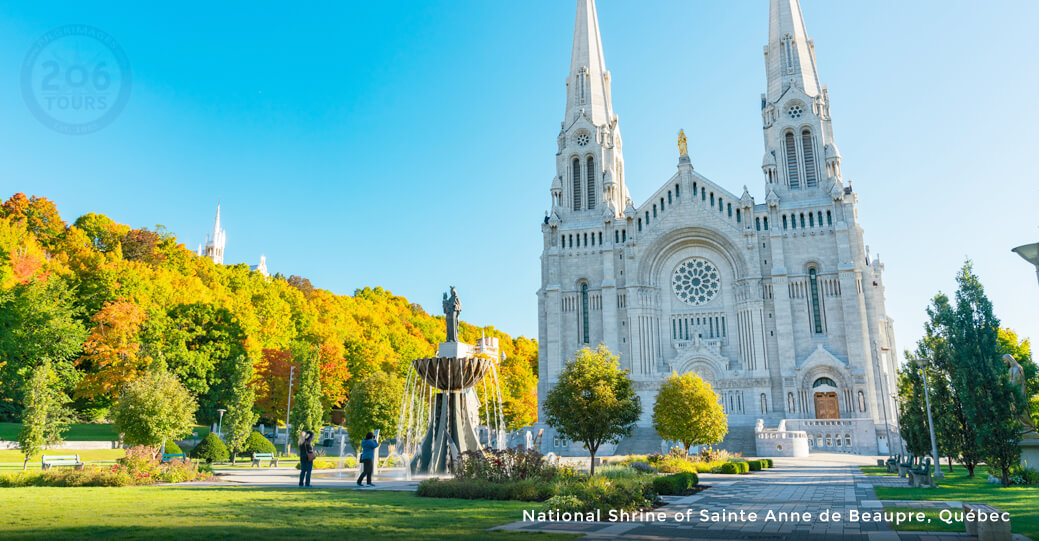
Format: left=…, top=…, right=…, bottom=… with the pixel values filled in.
left=357, top=431, right=379, bottom=487
left=298, top=430, right=316, bottom=488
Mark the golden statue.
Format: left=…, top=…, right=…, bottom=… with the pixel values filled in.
left=677, top=129, right=688, bottom=156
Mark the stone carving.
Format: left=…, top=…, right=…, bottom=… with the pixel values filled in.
left=1004, top=354, right=1036, bottom=435
left=443, top=286, right=461, bottom=343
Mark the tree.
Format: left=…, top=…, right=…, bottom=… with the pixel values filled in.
left=76, top=300, right=149, bottom=400
left=344, top=372, right=404, bottom=450
left=652, top=372, right=727, bottom=454
left=543, top=346, right=641, bottom=475
left=17, top=361, right=71, bottom=470
left=496, top=352, right=538, bottom=430
left=896, top=363, right=930, bottom=458
left=0, top=277, right=86, bottom=420
left=111, top=368, right=198, bottom=450
left=289, top=343, right=324, bottom=447
left=909, top=294, right=979, bottom=474
left=223, top=355, right=258, bottom=464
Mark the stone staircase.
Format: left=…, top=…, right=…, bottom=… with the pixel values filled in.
left=612, top=426, right=664, bottom=455
left=716, top=425, right=757, bottom=456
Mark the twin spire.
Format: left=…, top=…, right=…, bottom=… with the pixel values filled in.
left=765, top=0, right=821, bottom=102
left=566, top=0, right=612, bottom=127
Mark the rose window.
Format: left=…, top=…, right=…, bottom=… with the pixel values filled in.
left=786, top=104, right=804, bottom=119
left=576, top=132, right=590, bottom=146
left=672, top=258, right=720, bottom=305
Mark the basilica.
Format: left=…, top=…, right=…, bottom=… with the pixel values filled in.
left=537, top=0, right=900, bottom=456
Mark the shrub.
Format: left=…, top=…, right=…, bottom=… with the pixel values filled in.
left=456, top=448, right=547, bottom=483
left=190, top=433, right=229, bottom=463
left=417, top=478, right=554, bottom=502
left=718, top=462, right=740, bottom=474
left=163, top=440, right=183, bottom=455
left=749, top=460, right=762, bottom=471
left=652, top=472, right=698, bottom=495
left=295, top=458, right=338, bottom=470
left=550, top=476, right=655, bottom=514
left=540, top=495, right=585, bottom=514
left=379, top=455, right=404, bottom=468
left=243, top=431, right=277, bottom=456
left=595, top=464, right=652, bottom=481
left=628, top=460, right=657, bottom=474
left=736, top=461, right=750, bottom=474
left=766, top=458, right=774, bottom=468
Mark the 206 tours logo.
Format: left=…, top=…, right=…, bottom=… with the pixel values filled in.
left=21, top=24, right=132, bottom=135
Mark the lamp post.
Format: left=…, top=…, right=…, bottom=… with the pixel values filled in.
left=217, top=408, right=226, bottom=436
left=1012, top=242, right=1039, bottom=287
left=912, top=357, right=943, bottom=479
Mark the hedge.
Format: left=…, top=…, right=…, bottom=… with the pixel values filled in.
left=652, top=472, right=698, bottom=495
left=417, top=478, right=554, bottom=502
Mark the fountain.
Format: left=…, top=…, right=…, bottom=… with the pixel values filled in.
left=396, top=287, right=507, bottom=475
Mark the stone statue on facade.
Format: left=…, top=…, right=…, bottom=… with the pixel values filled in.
left=443, top=286, right=461, bottom=343
left=677, top=129, right=688, bottom=157
left=1004, top=353, right=1036, bottom=436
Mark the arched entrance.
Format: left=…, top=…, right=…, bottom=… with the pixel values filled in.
left=812, top=377, right=840, bottom=419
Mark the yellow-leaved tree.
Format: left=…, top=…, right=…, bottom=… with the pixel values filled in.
left=652, top=372, right=727, bottom=454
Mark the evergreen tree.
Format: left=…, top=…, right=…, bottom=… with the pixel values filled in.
left=289, top=343, right=323, bottom=449
left=223, top=355, right=258, bottom=464
left=17, top=361, right=71, bottom=470
left=896, top=363, right=929, bottom=458
left=544, top=346, right=641, bottom=475
left=947, top=261, right=1020, bottom=486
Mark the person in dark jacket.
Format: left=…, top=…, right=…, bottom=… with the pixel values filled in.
left=298, top=430, right=315, bottom=487
left=357, top=432, right=379, bottom=487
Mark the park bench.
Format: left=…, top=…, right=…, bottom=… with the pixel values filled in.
left=161, top=453, right=186, bottom=463
left=898, top=455, right=914, bottom=478
left=963, top=502, right=1011, bottom=541
left=885, top=454, right=899, bottom=473
left=41, top=454, right=84, bottom=471
left=251, top=452, right=279, bottom=467
left=908, top=457, right=935, bottom=488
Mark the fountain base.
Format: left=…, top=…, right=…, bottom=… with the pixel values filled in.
left=410, top=391, right=481, bottom=475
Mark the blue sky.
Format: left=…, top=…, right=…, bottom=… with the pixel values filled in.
left=1, top=1, right=1037, bottom=361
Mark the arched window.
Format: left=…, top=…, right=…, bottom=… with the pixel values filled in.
left=756, top=217, right=762, bottom=230
left=785, top=131, right=800, bottom=189
left=586, top=157, right=596, bottom=209
left=645, top=211, right=650, bottom=223
left=760, top=393, right=767, bottom=414
left=783, top=215, right=788, bottom=230
left=826, top=210, right=832, bottom=226
left=621, top=229, right=626, bottom=242
left=817, top=211, right=823, bottom=227
left=668, top=191, right=672, bottom=205
left=660, top=197, right=665, bottom=211
left=802, top=129, right=817, bottom=188
left=598, top=232, right=602, bottom=245
left=800, top=213, right=806, bottom=228
left=710, top=193, right=714, bottom=206
left=813, top=377, right=836, bottom=389
left=736, top=209, right=741, bottom=223
left=638, top=218, right=642, bottom=232
left=653, top=205, right=657, bottom=218
left=809, top=268, right=823, bottom=333
left=727, top=203, right=732, bottom=217
left=675, top=183, right=680, bottom=198
left=571, top=158, right=582, bottom=210
left=581, top=283, right=590, bottom=344
left=763, top=217, right=769, bottom=230
left=615, top=230, right=619, bottom=243
left=809, top=213, right=815, bottom=227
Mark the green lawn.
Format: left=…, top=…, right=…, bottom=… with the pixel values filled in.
left=863, top=466, right=1039, bottom=539
left=0, top=423, right=211, bottom=442
left=0, top=486, right=574, bottom=540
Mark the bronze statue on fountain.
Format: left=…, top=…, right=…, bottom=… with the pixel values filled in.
left=407, top=287, right=499, bottom=475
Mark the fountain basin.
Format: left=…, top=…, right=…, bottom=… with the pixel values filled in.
left=413, top=356, right=495, bottom=391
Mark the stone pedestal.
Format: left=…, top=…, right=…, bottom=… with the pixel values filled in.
left=437, top=341, right=473, bottom=358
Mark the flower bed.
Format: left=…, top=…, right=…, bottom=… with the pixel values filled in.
left=0, top=446, right=212, bottom=487
left=417, top=449, right=657, bottom=514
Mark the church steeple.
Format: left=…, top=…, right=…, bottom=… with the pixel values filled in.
left=202, top=204, right=226, bottom=264
left=551, top=0, right=627, bottom=218
left=566, top=0, right=613, bottom=127
left=765, top=0, right=821, bottom=101
left=760, top=0, right=840, bottom=196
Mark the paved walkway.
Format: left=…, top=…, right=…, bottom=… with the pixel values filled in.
left=191, top=466, right=421, bottom=490
left=495, top=455, right=991, bottom=541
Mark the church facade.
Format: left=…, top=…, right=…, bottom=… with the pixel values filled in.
left=537, top=0, right=901, bottom=456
